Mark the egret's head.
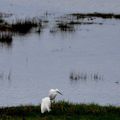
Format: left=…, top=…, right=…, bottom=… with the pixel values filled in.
left=55, top=89, right=62, bottom=95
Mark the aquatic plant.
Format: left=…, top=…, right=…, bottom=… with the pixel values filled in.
left=11, top=19, right=40, bottom=34
left=0, top=32, right=12, bottom=45
left=0, top=23, right=12, bottom=32
left=70, top=72, right=103, bottom=81
left=0, top=17, right=44, bottom=35
left=56, top=22, right=75, bottom=32
left=68, top=21, right=103, bottom=25
left=70, top=12, right=120, bottom=19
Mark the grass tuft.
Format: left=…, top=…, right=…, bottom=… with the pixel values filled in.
left=0, top=101, right=120, bottom=120
left=70, top=13, right=120, bottom=19
left=0, top=32, right=12, bottom=45
left=11, top=19, right=40, bottom=34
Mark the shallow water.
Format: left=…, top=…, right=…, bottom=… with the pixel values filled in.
left=1, top=0, right=120, bottom=18
left=0, top=0, right=120, bottom=107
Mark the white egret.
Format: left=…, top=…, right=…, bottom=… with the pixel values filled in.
left=41, top=89, right=62, bottom=113
left=49, top=89, right=62, bottom=101
left=41, top=97, right=51, bottom=113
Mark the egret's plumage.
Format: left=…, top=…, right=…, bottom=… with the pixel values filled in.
left=49, top=89, right=62, bottom=100
left=41, top=88, right=62, bottom=113
left=41, top=97, right=51, bottom=113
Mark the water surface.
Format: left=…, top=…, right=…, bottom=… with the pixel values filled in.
left=0, top=0, right=120, bottom=106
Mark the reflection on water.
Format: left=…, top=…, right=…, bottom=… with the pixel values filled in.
left=0, top=70, right=12, bottom=81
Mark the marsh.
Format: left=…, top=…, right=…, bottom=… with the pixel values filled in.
left=0, top=0, right=120, bottom=107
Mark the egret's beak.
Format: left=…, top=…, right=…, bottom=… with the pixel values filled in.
left=58, top=91, right=63, bottom=95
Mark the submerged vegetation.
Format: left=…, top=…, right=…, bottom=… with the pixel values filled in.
left=11, top=19, right=37, bottom=34
left=51, top=12, right=120, bottom=33
left=70, top=72, right=103, bottom=81
left=0, top=12, right=120, bottom=37
left=0, top=101, right=120, bottom=120
left=0, top=32, right=12, bottom=46
left=56, top=22, right=75, bottom=32
left=0, top=16, right=44, bottom=45
left=0, top=14, right=44, bottom=34
left=11, top=18, right=42, bottom=34
left=70, top=12, right=120, bottom=19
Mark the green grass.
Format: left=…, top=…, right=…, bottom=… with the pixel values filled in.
left=0, top=101, right=120, bottom=120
